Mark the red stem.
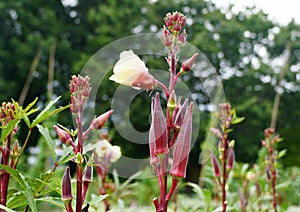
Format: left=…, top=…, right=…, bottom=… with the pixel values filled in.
left=1, top=134, right=12, bottom=209
left=75, top=111, right=84, bottom=212
left=160, top=175, right=168, bottom=212
left=221, top=135, right=228, bottom=212
left=76, top=165, right=83, bottom=212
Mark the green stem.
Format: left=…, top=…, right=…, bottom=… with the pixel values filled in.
left=14, top=128, right=33, bottom=168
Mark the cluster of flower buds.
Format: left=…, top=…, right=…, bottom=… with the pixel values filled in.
left=210, top=103, right=237, bottom=181
left=262, top=128, right=281, bottom=180
left=0, top=102, right=16, bottom=126
left=211, top=145, right=235, bottom=180
left=262, top=128, right=281, bottom=210
left=54, top=110, right=113, bottom=153
left=69, top=75, right=91, bottom=114
left=149, top=92, right=193, bottom=179
left=218, top=103, right=232, bottom=129
left=164, top=11, right=186, bottom=34
left=162, top=11, right=187, bottom=48
left=169, top=101, right=193, bottom=179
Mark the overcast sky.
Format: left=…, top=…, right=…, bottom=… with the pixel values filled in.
left=211, top=0, right=299, bottom=25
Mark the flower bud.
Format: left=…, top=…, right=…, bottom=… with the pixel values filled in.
left=178, top=30, right=187, bottom=45
left=62, top=166, right=73, bottom=202
left=70, top=95, right=80, bottom=114
left=211, top=152, right=220, bottom=178
left=167, top=90, right=176, bottom=115
left=151, top=93, right=168, bottom=156
left=210, top=127, right=222, bottom=138
left=264, top=128, right=274, bottom=138
left=149, top=110, right=159, bottom=165
left=173, top=98, right=188, bottom=131
left=228, top=140, right=235, bottom=148
left=162, top=26, right=172, bottom=47
left=83, top=166, right=93, bottom=183
left=180, top=53, right=198, bottom=73
left=11, top=140, right=20, bottom=157
left=75, top=152, right=84, bottom=164
left=219, top=103, right=231, bottom=118
left=170, top=102, right=193, bottom=179
left=227, top=148, right=235, bottom=170
left=54, top=125, right=72, bottom=144
left=91, top=110, right=113, bottom=130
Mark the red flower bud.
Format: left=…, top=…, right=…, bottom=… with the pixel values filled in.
left=149, top=118, right=159, bottom=165
left=54, top=125, right=72, bottom=144
left=170, top=102, right=193, bottom=179
left=83, top=166, right=93, bottom=183
left=180, top=53, right=198, bottom=73
left=11, top=140, right=20, bottom=157
left=91, top=110, right=113, bottom=130
left=264, top=128, right=274, bottom=138
left=178, top=30, right=187, bottom=44
left=173, top=98, right=188, bottom=130
left=82, top=166, right=93, bottom=201
left=210, top=127, right=222, bottom=138
left=162, top=26, right=172, bottom=47
left=62, top=166, right=73, bottom=202
left=227, top=148, right=235, bottom=170
left=151, top=93, right=168, bottom=156
left=211, top=152, right=220, bottom=178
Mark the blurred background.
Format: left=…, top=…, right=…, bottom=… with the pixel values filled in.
left=1, top=0, right=300, bottom=184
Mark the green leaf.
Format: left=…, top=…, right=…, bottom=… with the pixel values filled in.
left=0, top=165, right=37, bottom=212
left=23, top=97, right=38, bottom=113
left=0, top=204, right=16, bottom=212
left=83, top=143, right=96, bottom=154
left=23, top=116, right=31, bottom=128
left=23, top=187, right=37, bottom=212
left=0, top=165, right=26, bottom=189
left=118, top=171, right=140, bottom=190
left=186, top=182, right=204, bottom=199
left=112, top=169, right=120, bottom=188
left=232, top=117, right=245, bottom=125
left=6, top=191, right=26, bottom=209
left=202, top=189, right=211, bottom=211
left=36, top=197, right=65, bottom=209
left=278, top=149, right=287, bottom=159
left=89, top=194, right=108, bottom=206
left=30, top=97, right=69, bottom=127
left=31, top=170, right=55, bottom=197
left=0, top=119, right=20, bottom=143
left=57, top=146, right=73, bottom=165
left=37, top=124, right=57, bottom=163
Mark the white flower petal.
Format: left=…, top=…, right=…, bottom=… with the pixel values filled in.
left=109, top=50, right=155, bottom=90
left=95, top=139, right=111, bottom=158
